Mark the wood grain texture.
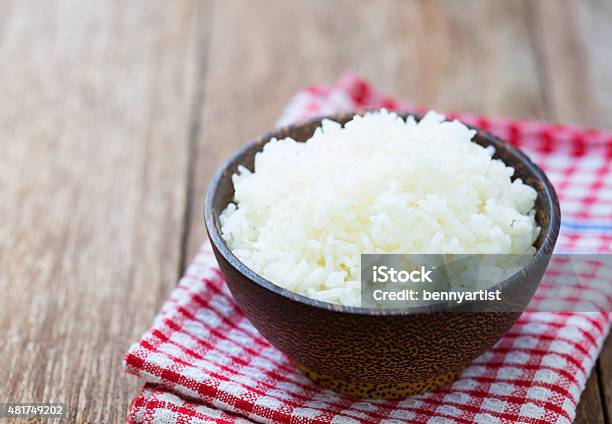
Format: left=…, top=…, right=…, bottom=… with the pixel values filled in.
left=527, top=1, right=612, bottom=421
left=528, top=0, right=612, bottom=130
left=599, top=334, right=612, bottom=424
left=575, top=371, right=607, bottom=424
left=185, top=0, right=545, bottom=259
left=186, top=1, right=610, bottom=421
left=0, top=0, right=210, bottom=422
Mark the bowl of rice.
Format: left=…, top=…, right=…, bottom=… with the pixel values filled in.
left=204, top=110, right=560, bottom=399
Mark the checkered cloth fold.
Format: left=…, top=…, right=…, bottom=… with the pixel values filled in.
left=124, top=74, right=612, bottom=424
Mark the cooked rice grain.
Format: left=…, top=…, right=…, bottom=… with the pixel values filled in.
left=220, top=110, right=539, bottom=306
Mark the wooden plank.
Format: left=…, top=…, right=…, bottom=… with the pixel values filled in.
left=186, top=0, right=545, bottom=260
left=599, top=334, right=612, bottom=424
left=575, top=371, right=607, bottom=424
left=189, top=1, right=611, bottom=421
left=528, top=0, right=612, bottom=130
left=527, top=0, right=612, bottom=421
left=0, top=1, right=210, bottom=422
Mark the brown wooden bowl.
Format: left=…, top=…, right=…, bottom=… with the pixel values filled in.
left=204, top=113, right=560, bottom=399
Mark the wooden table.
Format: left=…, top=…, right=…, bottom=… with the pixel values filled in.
left=0, top=1, right=610, bottom=422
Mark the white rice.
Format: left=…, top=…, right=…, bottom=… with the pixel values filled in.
left=220, top=110, right=540, bottom=306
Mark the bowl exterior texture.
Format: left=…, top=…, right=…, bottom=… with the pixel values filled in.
left=205, top=113, right=560, bottom=398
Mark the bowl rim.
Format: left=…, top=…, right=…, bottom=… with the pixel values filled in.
left=204, top=112, right=561, bottom=315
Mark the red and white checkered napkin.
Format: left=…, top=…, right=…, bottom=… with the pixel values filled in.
left=124, top=75, right=612, bottom=424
